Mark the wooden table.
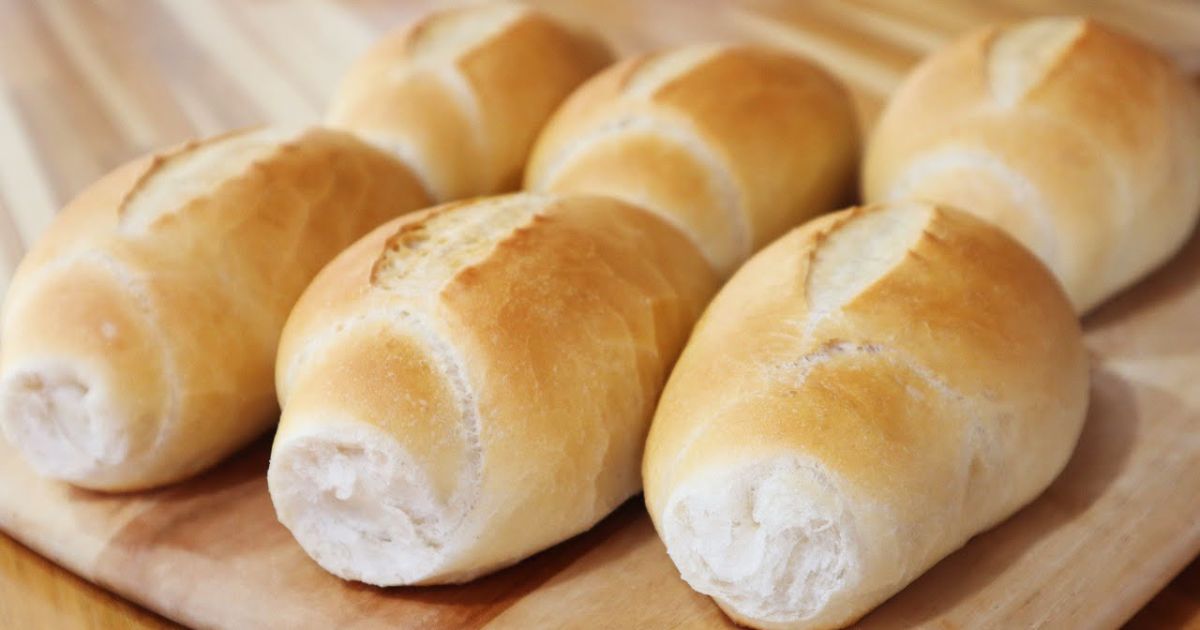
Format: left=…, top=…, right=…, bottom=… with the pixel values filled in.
left=1, top=0, right=1199, bottom=627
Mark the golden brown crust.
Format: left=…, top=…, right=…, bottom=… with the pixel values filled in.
left=643, top=201, right=1088, bottom=629
left=526, top=45, right=859, bottom=276
left=864, top=17, right=1200, bottom=312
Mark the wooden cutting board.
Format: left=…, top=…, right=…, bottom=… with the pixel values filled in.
left=2, top=1, right=1200, bottom=628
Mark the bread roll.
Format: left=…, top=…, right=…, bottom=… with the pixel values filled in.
left=643, top=201, right=1088, bottom=629
left=864, top=17, right=1200, bottom=312
left=0, top=128, right=430, bottom=491
left=328, top=3, right=611, bottom=203
left=526, top=45, right=858, bottom=276
left=269, top=193, right=716, bottom=585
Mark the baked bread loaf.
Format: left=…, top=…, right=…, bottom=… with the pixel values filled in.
left=864, top=17, right=1200, bottom=312
left=0, top=5, right=609, bottom=491
left=526, top=44, right=859, bottom=276
left=0, top=128, right=431, bottom=491
left=268, top=193, right=716, bottom=585
left=643, top=201, right=1088, bottom=629
left=328, top=2, right=611, bottom=203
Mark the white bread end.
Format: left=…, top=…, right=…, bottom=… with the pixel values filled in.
left=1, top=363, right=132, bottom=483
left=269, top=423, right=478, bottom=586
left=661, top=458, right=869, bottom=630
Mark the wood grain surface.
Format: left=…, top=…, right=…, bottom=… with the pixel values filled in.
left=1, top=0, right=1200, bottom=628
